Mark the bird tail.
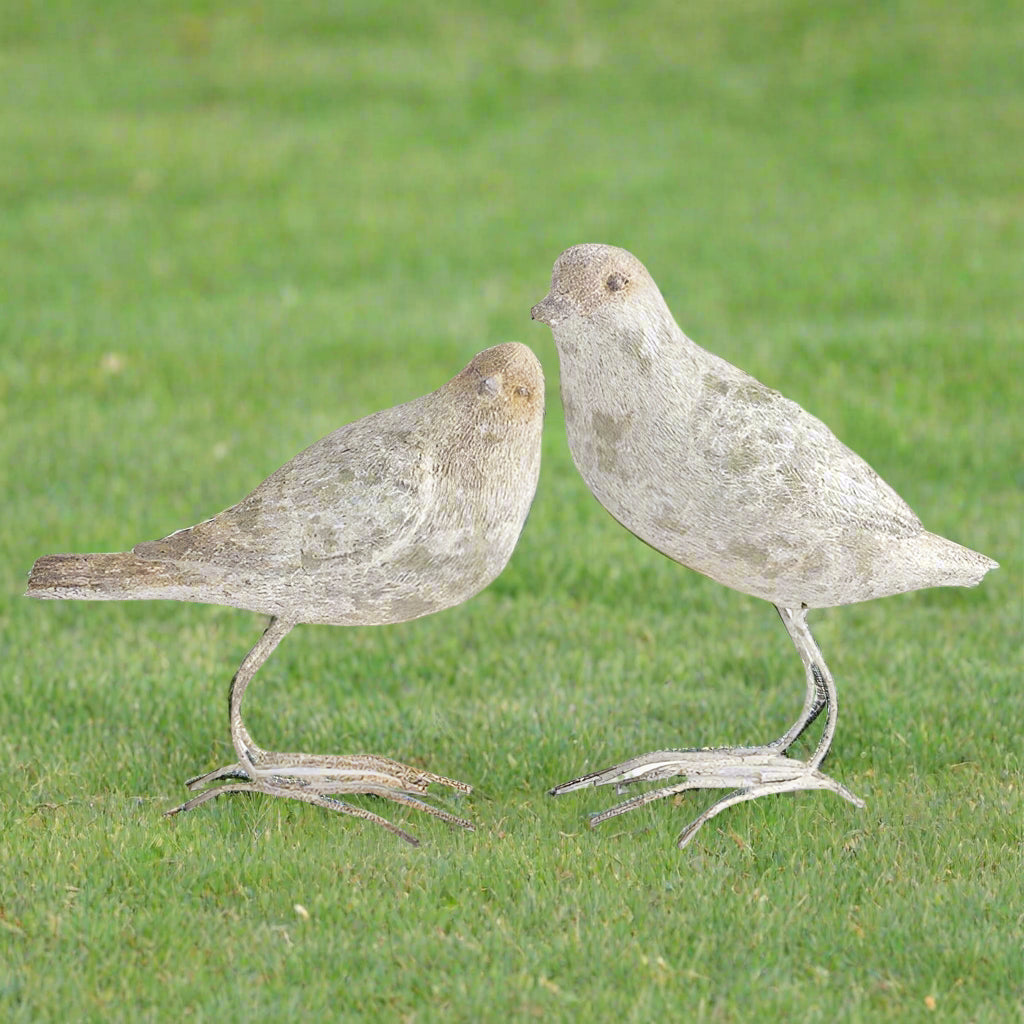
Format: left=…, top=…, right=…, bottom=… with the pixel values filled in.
left=918, top=533, right=999, bottom=590
left=25, top=552, right=193, bottom=602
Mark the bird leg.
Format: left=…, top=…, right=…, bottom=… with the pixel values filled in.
left=766, top=605, right=829, bottom=753
left=165, top=616, right=474, bottom=845
left=549, top=606, right=864, bottom=848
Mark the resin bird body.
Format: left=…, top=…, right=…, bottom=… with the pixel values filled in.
left=553, top=304, right=989, bottom=610
left=30, top=346, right=543, bottom=626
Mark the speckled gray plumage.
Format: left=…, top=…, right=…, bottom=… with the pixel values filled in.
left=532, top=243, right=997, bottom=848
left=27, top=342, right=545, bottom=843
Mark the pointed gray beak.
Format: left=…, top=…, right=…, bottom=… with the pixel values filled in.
left=530, top=293, right=570, bottom=327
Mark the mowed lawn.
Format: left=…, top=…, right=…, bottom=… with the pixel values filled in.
left=2, top=2, right=1022, bottom=1020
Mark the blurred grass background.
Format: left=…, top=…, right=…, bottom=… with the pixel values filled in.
left=2, top=1, right=1022, bottom=1020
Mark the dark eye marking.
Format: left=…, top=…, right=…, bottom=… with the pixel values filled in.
left=606, top=272, right=628, bottom=292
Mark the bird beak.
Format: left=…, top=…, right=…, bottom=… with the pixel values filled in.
left=530, top=293, right=569, bottom=327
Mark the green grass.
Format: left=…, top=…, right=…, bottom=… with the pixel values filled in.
left=3, top=1, right=1023, bottom=1020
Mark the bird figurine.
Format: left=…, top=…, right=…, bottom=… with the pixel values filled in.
left=532, top=243, right=997, bottom=849
left=27, top=342, right=545, bottom=845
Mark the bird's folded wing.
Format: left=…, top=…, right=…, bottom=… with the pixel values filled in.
left=692, top=376, right=924, bottom=540
left=133, top=409, right=434, bottom=572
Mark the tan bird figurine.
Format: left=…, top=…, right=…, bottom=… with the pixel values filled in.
left=532, top=243, right=997, bottom=849
left=27, top=343, right=545, bottom=845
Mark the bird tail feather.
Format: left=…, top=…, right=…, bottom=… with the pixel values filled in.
left=920, top=533, right=998, bottom=590
left=25, top=552, right=187, bottom=601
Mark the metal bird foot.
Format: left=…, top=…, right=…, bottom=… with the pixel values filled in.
left=550, top=746, right=864, bottom=849
left=166, top=751, right=474, bottom=847
left=548, top=608, right=863, bottom=849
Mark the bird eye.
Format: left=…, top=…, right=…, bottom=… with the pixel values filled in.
left=514, top=385, right=531, bottom=398
left=606, top=272, right=628, bottom=292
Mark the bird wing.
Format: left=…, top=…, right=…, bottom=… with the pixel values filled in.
left=689, top=369, right=924, bottom=540
left=133, top=404, right=435, bottom=571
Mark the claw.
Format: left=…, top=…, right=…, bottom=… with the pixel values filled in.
left=170, top=757, right=475, bottom=842
left=553, top=746, right=864, bottom=848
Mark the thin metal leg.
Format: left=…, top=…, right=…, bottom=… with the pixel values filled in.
left=549, top=605, right=862, bottom=848
left=166, top=616, right=474, bottom=841
left=768, top=606, right=828, bottom=753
